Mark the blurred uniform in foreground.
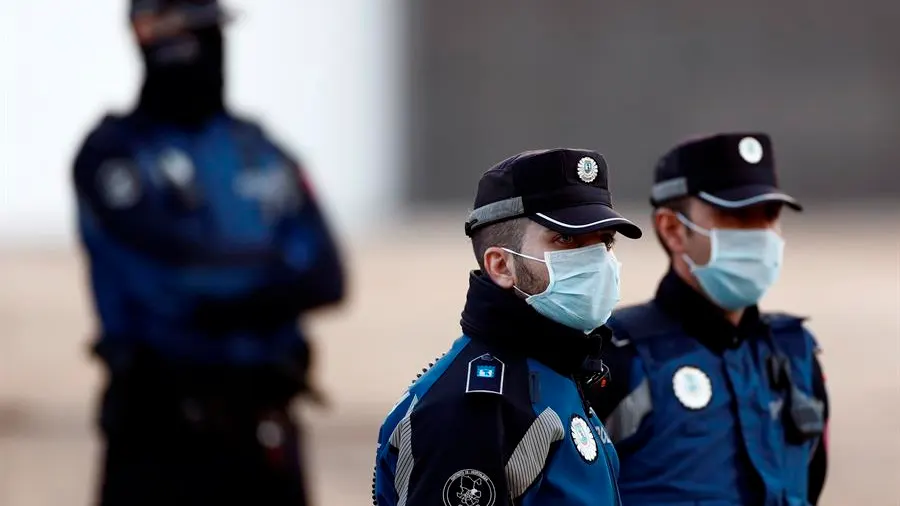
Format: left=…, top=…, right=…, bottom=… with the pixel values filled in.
left=72, top=1, right=345, bottom=505
left=373, top=149, right=643, bottom=506
left=588, top=133, right=829, bottom=505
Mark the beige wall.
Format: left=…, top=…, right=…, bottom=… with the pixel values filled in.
left=2, top=208, right=899, bottom=505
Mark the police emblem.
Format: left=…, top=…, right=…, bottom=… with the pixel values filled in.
left=576, top=156, right=599, bottom=183
left=672, top=366, right=713, bottom=410
left=96, top=160, right=141, bottom=209
left=738, top=136, right=763, bottom=164
left=569, top=415, right=598, bottom=462
left=442, top=469, right=496, bottom=506
left=158, top=148, right=195, bottom=188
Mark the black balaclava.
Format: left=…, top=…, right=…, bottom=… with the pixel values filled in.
left=134, top=4, right=226, bottom=126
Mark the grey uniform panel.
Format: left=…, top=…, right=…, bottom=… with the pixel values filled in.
left=505, top=407, right=566, bottom=499
left=604, top=377, right=653, bottom=444
left=389, top=395, right=419, bottom=506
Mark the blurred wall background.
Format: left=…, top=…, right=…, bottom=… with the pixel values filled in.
left=406, top=1, right=900, bottom=207
left=1, top=2, right=899, bottom=506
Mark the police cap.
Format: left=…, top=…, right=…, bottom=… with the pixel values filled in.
left=130, top=0, right=232, bottom=36
left=465, top=148, right=642, bottom=239
left=650, top=133, right=802, bottom=211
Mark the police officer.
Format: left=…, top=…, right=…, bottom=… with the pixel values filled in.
left=72, top=2, right=344, bottom=505
left=372, top=149, right=643, bottom=506
left=588, top=133, right=829, bottom=505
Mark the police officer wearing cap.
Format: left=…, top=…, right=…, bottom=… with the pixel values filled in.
left=372, top=148, right=642, bottom=506
left=72, top=2, right=344, bottom=505
left=587, top=133, right=829, bottom=505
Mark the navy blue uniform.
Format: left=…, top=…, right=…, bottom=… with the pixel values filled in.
left=588, top=272, right=828, bottom=506
left=73, top=110, right=344, bottom=505
left=373, top=273, right=622, bottom=506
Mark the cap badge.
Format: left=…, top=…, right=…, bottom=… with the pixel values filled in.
left=738, top=137, right=764, bottom=164
left=576, top=157, right=599, bottom=183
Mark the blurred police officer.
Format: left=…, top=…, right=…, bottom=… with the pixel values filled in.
left=373, top=149, right=643, bottom=506
left=588, top=133, right=829, bottom=505
left=72, top=2, right=345, bottom=505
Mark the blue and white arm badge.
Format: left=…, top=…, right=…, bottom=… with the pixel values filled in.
left=466, top=354, right=505, bottom=395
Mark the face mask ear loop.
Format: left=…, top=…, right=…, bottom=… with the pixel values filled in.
left=501, top=248, right=545, bottom=298
left=501, top=248, right=546, bottom=264
left=675, top=213, right=711, bottom=237
left=675, top=213, right=714, bottom=269
left=513, top=286, right=533, bottom=298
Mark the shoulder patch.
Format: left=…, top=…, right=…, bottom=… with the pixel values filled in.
left=95, top=159, right=142, bottom=209
left=466, top=354, right=505, bottom=395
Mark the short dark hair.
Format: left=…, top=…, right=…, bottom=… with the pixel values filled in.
left=470, top=217, right=527, bottom=271
left=653, top=197, right=692, bottom=256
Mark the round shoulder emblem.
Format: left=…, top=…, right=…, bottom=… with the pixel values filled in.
left=569, top=415, right=598, bottom=462
left=738, top=136, right=763, bottom=164
left=576, top=156, right=599, bottom=183
left=442, top=469, right=496, bottom=506
left=96, top=160, right=141, bottom=209
left=672, top=366, right=713, bottom=410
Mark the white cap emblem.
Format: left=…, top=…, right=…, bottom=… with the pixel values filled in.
left=576, top=157, right=599, bottom=183
left=738, top=137, right=764, bottom=164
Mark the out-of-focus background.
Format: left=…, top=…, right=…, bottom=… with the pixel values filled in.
left=1, top=1, right=899, bottom=505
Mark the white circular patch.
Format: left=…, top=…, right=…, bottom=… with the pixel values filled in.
left=158, top=148, right=195, bottom=187
left=570, top=415, right=598, bottom=462
left=442, top=469, right=496, bottom=506
left=672, top=366, right=713, bottom=410
left=576, top=156, right=599, bottom=183
left=96, top=160, right=141, bottom=209
left=738, top=136, right=764, bottom=164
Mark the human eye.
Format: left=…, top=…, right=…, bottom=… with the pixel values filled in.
left=554, top=234, right=576, bottom=246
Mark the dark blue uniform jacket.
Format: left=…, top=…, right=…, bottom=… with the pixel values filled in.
left=588, top=271, right=829, bottom=506
left=373, top=272, right=622, bottom=506
left=72, top=111, right=344, bottom=371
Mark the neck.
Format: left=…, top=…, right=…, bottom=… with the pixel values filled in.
left=671, top=259, right=744, bottom=326
left=460, top=271, right=606, bottom=376
left=137, top=71, right=225, bottom=127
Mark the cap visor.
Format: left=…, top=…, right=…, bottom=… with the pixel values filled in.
left=698, top=185, right=802, bottom=211
left=531, top=204, right=643, bottom=239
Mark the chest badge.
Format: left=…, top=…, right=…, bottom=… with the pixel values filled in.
left=672, top=366, right=713, bottom=410
left=570, top=415, right=598, bottom=462
left=158, top=148, right=196, bottom=188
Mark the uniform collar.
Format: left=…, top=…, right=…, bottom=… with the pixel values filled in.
left=460, top=271, right=608, bottom=377
left=654, top=269, right=768, bottom=352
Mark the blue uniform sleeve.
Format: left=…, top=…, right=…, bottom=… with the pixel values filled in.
left=376, top=396, right=512, bottom=506
left=808, top=334, right=829, bottom=505
left=587, top=337, right=652, bottom=445
left=268, top=146, right=345, bottom=309
left=190, top=147, right=345, bottom=329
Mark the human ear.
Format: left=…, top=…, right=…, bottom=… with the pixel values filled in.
left=483, top=247, right=516, bottom=289
left=655, top=209, right=687, bottom=255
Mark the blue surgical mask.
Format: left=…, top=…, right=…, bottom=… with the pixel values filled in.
left=677, top=213, right=784, bottom=310
left=504, top=244, right=621, bottom=333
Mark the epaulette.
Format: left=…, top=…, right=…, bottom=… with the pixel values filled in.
left=465, top=354, right=505, bottom=395
left=762, top=311, right=809, bottom=328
